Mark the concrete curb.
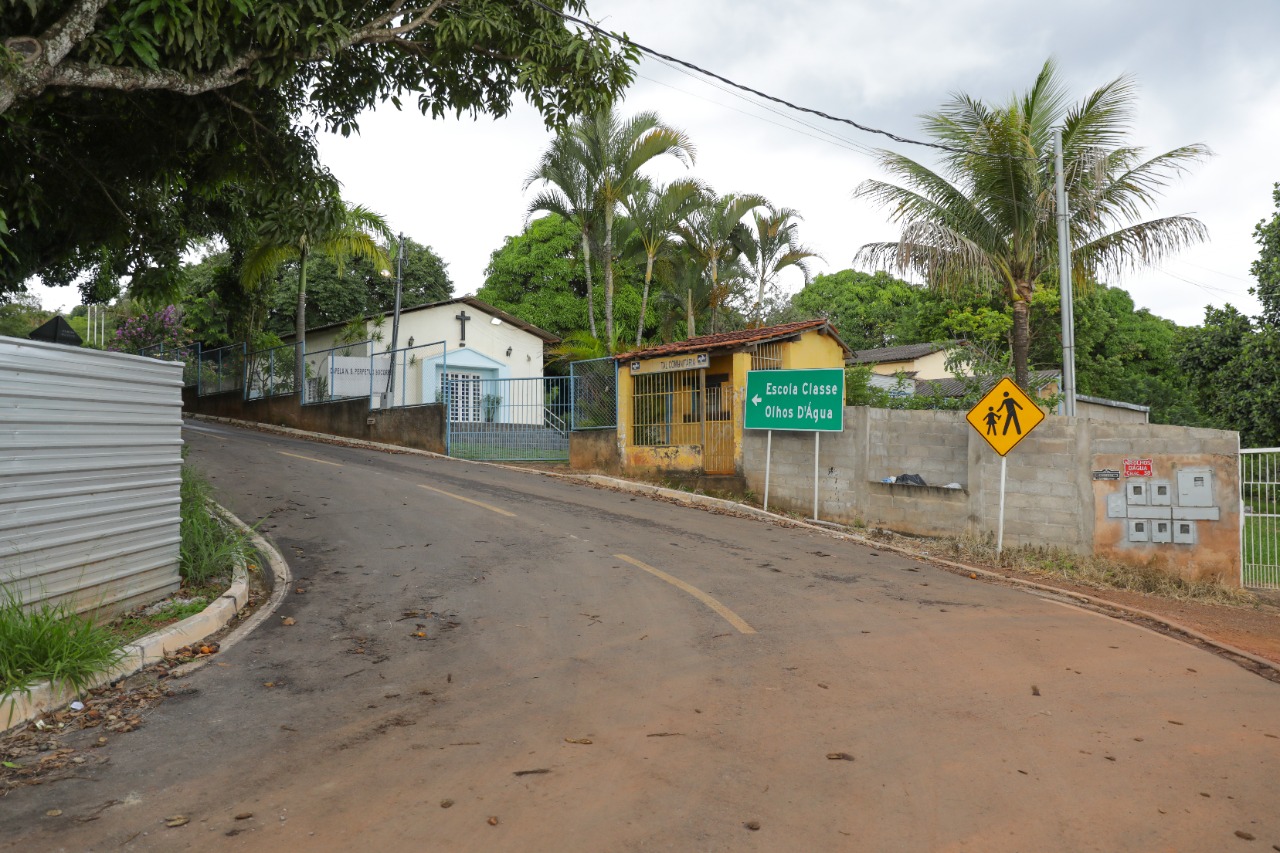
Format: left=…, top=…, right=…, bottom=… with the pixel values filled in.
left=183, top=414, right=1280, bottom=677
left=1, top=502, right=291, bottom=733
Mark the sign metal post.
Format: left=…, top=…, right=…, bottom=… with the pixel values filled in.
left=764, top=430, right=772, bottom=512
left=813, top=432, right=820, bottom=521
left=965, top=378, right=1046, bottom=554
left=744, top=368, right=844, bottom=522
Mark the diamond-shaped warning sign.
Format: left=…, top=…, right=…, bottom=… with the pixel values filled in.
left=966, top=378, right=1046, bottom=456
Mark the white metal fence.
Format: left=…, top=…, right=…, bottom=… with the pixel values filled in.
left=1241, top=448, right=1279, bottom=590
left=0, top=337, right=184, bottom=615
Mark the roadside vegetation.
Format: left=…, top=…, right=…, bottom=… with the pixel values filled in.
left=939, top=533, right=1257, bottom=607
left=0, top=592, right=125, bottom=702
left=0, top=459, right=256, bottom=702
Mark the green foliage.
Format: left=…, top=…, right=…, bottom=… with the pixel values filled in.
left=854, top=58, right=1208, bottom=386
left=791, top=267, right=1202, bottom=426
left=1177, top=183, right=1280, bottom=446
left=786, top=270, right=928, bottom=350
left=0, top=292, right=51, bottom=338
left=180, top=462, right=254, bottom=585
left=0, top=590, right=125, bottom=699
left=479, top=214, right=648, bottom=342
left=1253, top=183, right=1280, bottom=326
left=2, top=1, right=637, bottom=299
left=262, top=238, right=452, bottom=338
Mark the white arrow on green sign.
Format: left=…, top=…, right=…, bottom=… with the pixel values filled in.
left=744, top=368, right=845, bottom=432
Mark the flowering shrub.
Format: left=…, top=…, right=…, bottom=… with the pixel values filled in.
left=108, top=305, right=190, bottom=353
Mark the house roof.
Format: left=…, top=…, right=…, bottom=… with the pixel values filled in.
left=614, top=319, right=851, bottom=362
left=913, top=370, right=1061, bottom=399
left=846, top=340, right=957, bottom=365
left=298, top=296, right=560, bottom=343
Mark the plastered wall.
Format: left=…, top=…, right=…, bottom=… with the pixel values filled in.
left=743, top=408, right=1241, bottom=584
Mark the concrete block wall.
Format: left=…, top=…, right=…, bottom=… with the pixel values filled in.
left=743, top=406, right=1241, bottom=582
left=182, top=388, right=446, bottom=454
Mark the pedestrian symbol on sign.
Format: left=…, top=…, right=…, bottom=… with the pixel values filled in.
left=965, top=378, right=1045, bottom=456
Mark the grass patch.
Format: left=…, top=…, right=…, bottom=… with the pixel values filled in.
left=0, top=592, right=126, bottom=699
left=940, top=532, right=1256, bottom=607
left=181, top=461, right=255, bottom=584
left=106, top=580, right=226, bottom=647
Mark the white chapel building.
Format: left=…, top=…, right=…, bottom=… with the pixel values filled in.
left=291, top=296, right=558, bottom=417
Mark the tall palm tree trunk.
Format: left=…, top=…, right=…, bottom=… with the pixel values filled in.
left=295, top=250, right=310, bottom=396
left=638, top=253, right=654, bottom=347
left=603, top=206, right=615, bottom=349
left=686, top=288, right=696, bottom=338
left=1011, top=295, right=1031, bottom=388
left=580, top=232, right=597, bottom=340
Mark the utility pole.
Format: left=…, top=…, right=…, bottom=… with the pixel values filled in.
left=384, top=233, right=405, bottom=406
left=1053, top=127, right=1077, bottom=417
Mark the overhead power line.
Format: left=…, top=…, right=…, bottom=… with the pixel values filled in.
left=523, top=0, right=1017, bottom=160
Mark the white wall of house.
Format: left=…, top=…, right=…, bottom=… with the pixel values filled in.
left=290, top=300, right=549, bottom=409
left=868, top=349, right=959, bottom=379
left=298, top=302, right=545, bottom=378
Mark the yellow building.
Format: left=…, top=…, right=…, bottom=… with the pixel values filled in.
left=614, top=320, right=850, bottom=478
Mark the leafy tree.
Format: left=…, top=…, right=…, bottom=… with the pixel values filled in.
left=478, top=215, right=590, bottom=339
left=1180, top=182, right=1280, bottom=445
left=262, top=238, right=451, bottom=335
left=786, top=270, right=927, bottom=351
left=241, top=192, right=391, bottom=387
left=854, top=58, right=1208, bottom=387
left=0, top=292, right=51, bottom=338
left=573, top=108, right=695, bottom=348
left=677, top=192, right=767, bottom=336
left=622, top=177, right=707, bottom=346
left=1253, top=183, right=1280, bottom=326
left=478, top=213, right=647, bottom=343
left=740, top=205, right=819, bottom=326
left=1, top=1, right=637, bottom=299
left=107, top=305, right=188, bottom=353
left=523, top=135, right=602, bottom=339
left=526, top=107, right=695, bottom=348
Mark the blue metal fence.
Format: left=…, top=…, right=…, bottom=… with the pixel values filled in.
left=569, top=356, right=618, bottom=430
left=196, top=343, right=246, bottom=396
left=245, top=342, right=302, bottom=400
left=135, top=342, right=202, bottom=387
left=446, top=375, right=573, bottom=461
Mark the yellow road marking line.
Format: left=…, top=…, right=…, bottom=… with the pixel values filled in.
left=278, top=451, right=342, bottom=467
left=418, top=484, right=517, bottom=518
left=615, top=554, right=756, bottom=635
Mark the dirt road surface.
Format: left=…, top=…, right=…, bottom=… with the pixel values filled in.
left=4, top=421, right=1278, bottom=851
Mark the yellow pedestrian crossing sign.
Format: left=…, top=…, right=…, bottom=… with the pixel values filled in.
left=966, top=378, right=1045, bottom=456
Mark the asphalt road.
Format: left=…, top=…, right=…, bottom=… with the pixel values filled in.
left=5, top=421, right=1279, bottom=852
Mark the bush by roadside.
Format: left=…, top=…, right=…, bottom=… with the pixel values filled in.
left=0, top=459, right=256, bottom=700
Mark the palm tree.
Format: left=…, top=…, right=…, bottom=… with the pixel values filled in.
left=623, top=177, right=708, bottom=346
left=740, top=205, right=821, bottom=326
left=577, top=109, right=696, bottom=349
left=854, top=59, right=1208, bottom=387
left=528, top=107, right=696, bottom=349
left=241, top=191, right=391, bottom=391
left=524, top=144, right=601, bottom=340
left=678, top=192, right=767, bottom=336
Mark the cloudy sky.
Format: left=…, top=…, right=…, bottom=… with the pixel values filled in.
left=36, top=1, right=1280, bottom=327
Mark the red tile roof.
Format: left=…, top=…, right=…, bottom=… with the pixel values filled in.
left=614, top=319, right=850, bottom=361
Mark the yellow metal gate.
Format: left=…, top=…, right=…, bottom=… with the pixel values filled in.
left=704, top=384, right=735, bottom=474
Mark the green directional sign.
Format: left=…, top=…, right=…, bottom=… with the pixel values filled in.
left=745, top=368, right=845, bottom=432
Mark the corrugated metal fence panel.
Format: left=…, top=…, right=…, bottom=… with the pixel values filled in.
left=0, top=336, right=185, bottom=616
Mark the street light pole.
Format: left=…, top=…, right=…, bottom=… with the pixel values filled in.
left=384, top=233, right=405, bottom=406
left=1054, top=127, right=1077, bottom=417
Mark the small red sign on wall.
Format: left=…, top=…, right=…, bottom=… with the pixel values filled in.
left=1123, top=458, right=1153, bottom=477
